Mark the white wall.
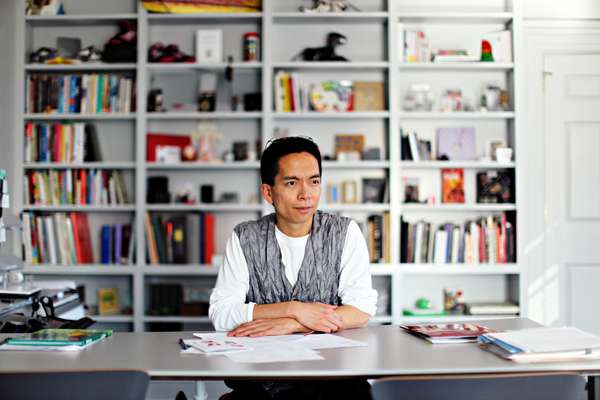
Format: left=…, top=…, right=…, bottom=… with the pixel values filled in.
left=524, top=0, right=600, bottom=19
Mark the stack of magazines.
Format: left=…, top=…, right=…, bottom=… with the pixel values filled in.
left=479, top=327, right=600, bottom=363
left=0, top=329, right=112, bottom=352
left=400, top=323, right=494, bottom=344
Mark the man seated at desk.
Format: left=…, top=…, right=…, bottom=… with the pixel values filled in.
left=209, top=136, right=377, bottom=400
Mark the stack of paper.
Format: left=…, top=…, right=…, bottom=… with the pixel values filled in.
left=479, top=327, right=600, bottom=363
left=181, top=333, right=367, bottom=363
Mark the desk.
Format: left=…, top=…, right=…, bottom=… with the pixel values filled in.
left=1, top=319, right=600, bottom=397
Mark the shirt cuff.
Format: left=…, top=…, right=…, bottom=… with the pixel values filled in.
left=246, top=302, right=256, bottom=322
left=342, top=300, right=378, bottom=317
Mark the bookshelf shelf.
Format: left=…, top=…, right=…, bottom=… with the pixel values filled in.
left=398, top=315, right=517, bottom=324
left=399, top=264, right=519, bottom=275
left=398, top=111, right=515, bottom=120
left=273, top=62, right=389, bottom=70
left=398, top=62, right=514, bottom=71
left=142, top=265, right=218, bottom=276
left=273, top=112, right=390, bottom=119
left=396, top=12, right=513, bottom=24
left=401, top=204, right=517, bottom=212
left=146, top=204, right=262, bottom=212
left=322, top=161, right=390, bottom=169
left=147, top=62, right=262, bottom=71
left=143, top=316, right=211, bottom=323
left=320, top=203, right=391, bottom=212
left=23, top=113, right=137, bottom=121
left=146, top=162, right=260, bottom=170
left=272, top=12, right=389, bottom=23
left=400, top=161, right=515, bottom=169
left=146, top=112, right=262, bottom=120
left=146, top=12, right=262, bottom=23
left=22, top=205, right=136, bottom=212
left=25, top=14, right=138, bottom=26
left=25, top=63, right=137, bottom=71
left=89, top=315, right=135, bottom=323
left=24, top=162, right=136, bottom=170
left=23, top=265, right=137, bottom=275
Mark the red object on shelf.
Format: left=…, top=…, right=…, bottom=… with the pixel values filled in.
left=146, top=133, right=191, bottom=162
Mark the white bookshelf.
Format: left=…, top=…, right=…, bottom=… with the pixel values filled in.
left=17, top=0, right=522, bottom=332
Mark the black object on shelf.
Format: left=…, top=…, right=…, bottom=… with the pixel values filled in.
left=243, top=93, right=262, bottom=111
left=200, top=185, right=214, bottom=203
left=147, top=176, right=170, bottom=204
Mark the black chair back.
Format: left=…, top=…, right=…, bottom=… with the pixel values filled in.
left=0, top=370, right=149, bottom=400
left=371, top=374, right=588, bottom=400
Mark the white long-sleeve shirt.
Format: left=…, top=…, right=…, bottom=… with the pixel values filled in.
left=209, top=220, right=378, bottom=331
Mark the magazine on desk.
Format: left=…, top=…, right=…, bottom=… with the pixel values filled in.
left=401, top=323, right=495, bottom=344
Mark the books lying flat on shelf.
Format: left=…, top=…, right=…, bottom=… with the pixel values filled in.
left=466, top=302, right=519, bottom=316
left=479, top=327, right=600, bottom=363
left=1, top=329, right=112, bottom=351
left=401, top=323, right=495, bottom=344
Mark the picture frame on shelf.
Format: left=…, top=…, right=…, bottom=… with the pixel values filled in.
left=362, top=178, right=386, bottom=203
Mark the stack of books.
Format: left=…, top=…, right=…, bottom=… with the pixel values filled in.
left=479, top=327, right=600, bottom=363
left=0, top=329, right=112, bottom=352
left=401, top=323, right=494, bottom=344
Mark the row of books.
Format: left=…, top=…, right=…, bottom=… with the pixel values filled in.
left=100, top=223, right=135, bottom=265
left=400, top=214, right=515, bottom=264
left=24, top=122, right=102, bottom=163
left=26, top=73, right=136, bottom=114
left=401, top=130, right=433, bottom=161
left=364, top=213, right=391, bottom=264
left=145, top=213, right=215, bottom=265
left=25, top=169, right=130, bottom=206
left=274, top=71, right=308, bottom=112
left=22, top=212, right=94, bottom=265
left=22, top=212, right=135, bottom=266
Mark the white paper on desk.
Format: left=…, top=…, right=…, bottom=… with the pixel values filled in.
left=184, top=338, right=251, bottom=354
left=297, top=334, right=367, bottom=350
left=487, top=327, right=600, bottom=353
left=225, top=342, right=323, bottom=364
left=193, top=332, right=306, bottom=344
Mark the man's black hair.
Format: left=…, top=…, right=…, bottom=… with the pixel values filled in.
left=260, top=136, right=322, bottom=186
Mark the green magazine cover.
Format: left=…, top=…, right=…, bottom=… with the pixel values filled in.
left=7, top=329, right=113, bottom=346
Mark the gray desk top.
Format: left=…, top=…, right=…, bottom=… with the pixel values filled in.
left=2, top=318, right=600, bottom=379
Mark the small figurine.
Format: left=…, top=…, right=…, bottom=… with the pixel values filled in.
left=300, top=0, right=360, bottom=13
left=293, top=32, right=349, bottom=62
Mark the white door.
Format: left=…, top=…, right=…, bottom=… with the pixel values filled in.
left=545, top=54, right=600, bottom=334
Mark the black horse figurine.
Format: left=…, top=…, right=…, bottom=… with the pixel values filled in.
left=294, top=32, right=349, bottom=62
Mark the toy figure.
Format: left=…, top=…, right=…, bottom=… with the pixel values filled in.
left=300, top=0, right=360, bottom=13
left=294, top=32, right=349, bottom=62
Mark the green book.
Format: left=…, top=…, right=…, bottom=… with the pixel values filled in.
left=7, top=329, right=113, bottom=347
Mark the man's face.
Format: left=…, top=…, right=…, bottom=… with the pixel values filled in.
left=261, top=151, right=321, bottom=229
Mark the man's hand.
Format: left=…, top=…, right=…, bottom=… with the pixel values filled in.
left=290, top=302, right=343, bottom=333
left=228, top=318, right=308, bottom=337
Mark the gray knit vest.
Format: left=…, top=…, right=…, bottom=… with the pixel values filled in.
left=234, top=211, right=351, bottom=306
